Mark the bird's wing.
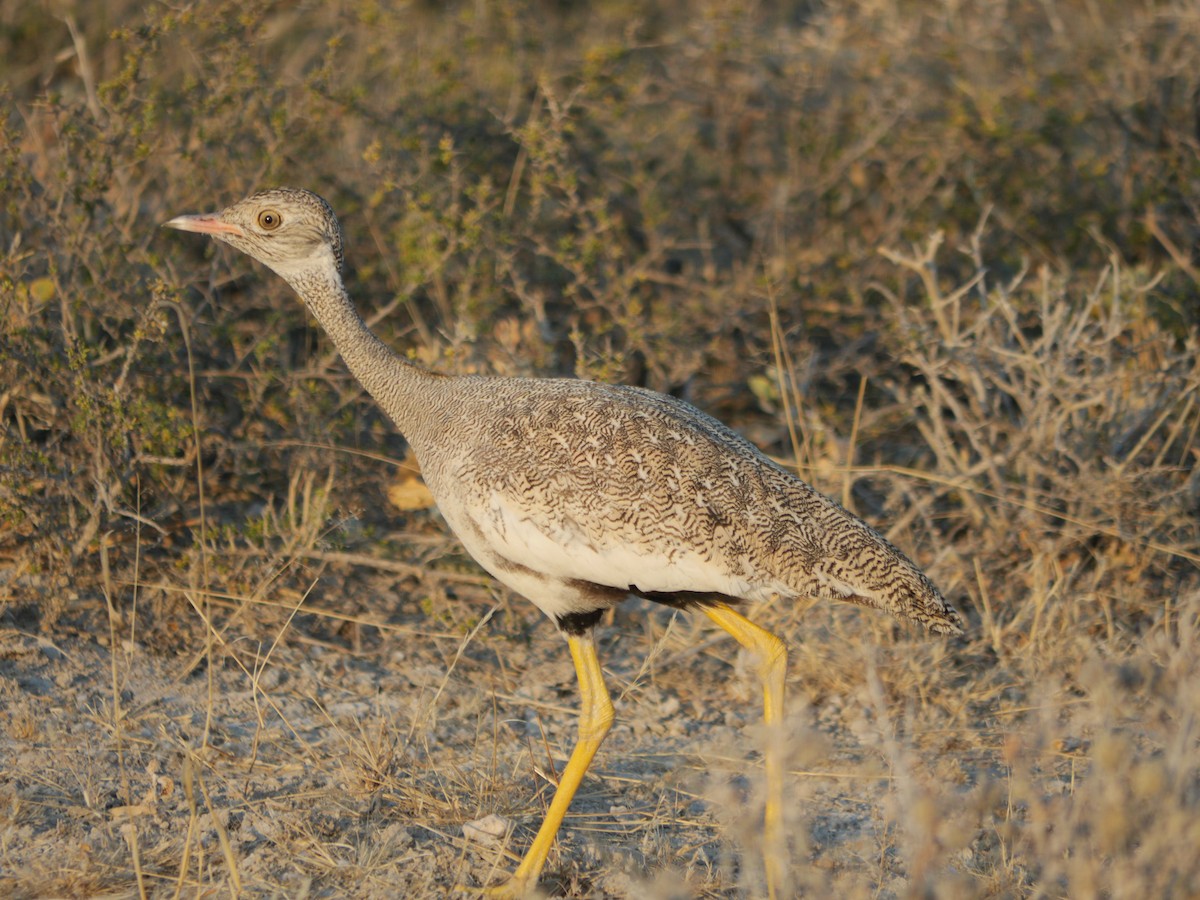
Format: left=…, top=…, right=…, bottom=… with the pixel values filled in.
left=468, top=486, right=762, bottom=599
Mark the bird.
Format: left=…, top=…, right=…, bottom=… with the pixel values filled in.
left=165, top=188, right=963, bottom=899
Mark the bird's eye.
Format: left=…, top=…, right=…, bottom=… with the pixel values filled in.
left=258, top=210, right=282, bottom=230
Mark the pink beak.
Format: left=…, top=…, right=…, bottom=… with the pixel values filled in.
left=163, top=213, right=245, bottom=237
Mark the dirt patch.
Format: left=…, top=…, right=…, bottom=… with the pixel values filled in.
left=0, top=568, right=985, bottom=898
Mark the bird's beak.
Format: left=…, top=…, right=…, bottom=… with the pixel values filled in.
left=163, top=213, right=245, bottom=237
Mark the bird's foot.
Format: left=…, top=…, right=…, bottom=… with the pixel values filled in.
left=483, top=878, right=535, bottom=899
left=452, top=873, right=542, bottom=899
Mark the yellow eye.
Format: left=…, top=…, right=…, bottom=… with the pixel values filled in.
left=258, top=209, right=282, bottom=230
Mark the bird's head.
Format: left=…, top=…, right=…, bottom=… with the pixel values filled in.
left=165, top=188, right=345, bottom=288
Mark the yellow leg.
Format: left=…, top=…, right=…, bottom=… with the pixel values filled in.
left=704, top=602, right=788, bottom=900
left=484, top=631, right=614, bottom=898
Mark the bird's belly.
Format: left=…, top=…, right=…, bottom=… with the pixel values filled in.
left=433, top=489, right=761, bottom=619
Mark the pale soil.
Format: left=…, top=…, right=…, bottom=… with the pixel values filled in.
left=0, top=549, right=992, bottom=899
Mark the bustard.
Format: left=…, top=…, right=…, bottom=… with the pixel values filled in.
left=165, top=188, right=963, bottom=898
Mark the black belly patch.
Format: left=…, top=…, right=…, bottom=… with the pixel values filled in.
left=629, top=588, right=738, bottom=610
left=555, top=609, right=606, bottom=634
left=552, top=582, right=740, bottom=635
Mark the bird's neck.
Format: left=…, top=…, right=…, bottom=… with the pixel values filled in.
left=285, top=267, right=442, bottom=437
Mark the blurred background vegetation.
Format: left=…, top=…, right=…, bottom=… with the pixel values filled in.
left=4, top=0, right=1196, bottom=616
left=2, top=1, right=1200, bottom=895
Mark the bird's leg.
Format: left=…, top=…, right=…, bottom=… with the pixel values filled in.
left=703, top=602, right=788, bottom=900
left=485, top=630, right=614, bottom=898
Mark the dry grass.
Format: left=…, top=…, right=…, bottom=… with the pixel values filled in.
left=2, top=0, right=1200, bottom=896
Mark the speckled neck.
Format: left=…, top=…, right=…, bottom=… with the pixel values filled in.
left=283, top=264, right=442, bottom=438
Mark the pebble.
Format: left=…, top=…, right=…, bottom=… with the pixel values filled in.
left=462, top=813, right=510, bottom=845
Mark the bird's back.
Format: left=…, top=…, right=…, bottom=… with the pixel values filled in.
left=410, top=376, right=962, bottom=635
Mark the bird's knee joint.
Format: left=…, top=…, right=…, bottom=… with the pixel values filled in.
left=756, top=634, right=788, bottom=675
left=597, top=700, right=615, bottom=731
left=579, top=699, right=614, bottom=743
left=579, top=717, right=613, bottom=744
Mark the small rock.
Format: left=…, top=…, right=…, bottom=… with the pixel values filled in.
left=462, top=813, right=510, bottom=845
